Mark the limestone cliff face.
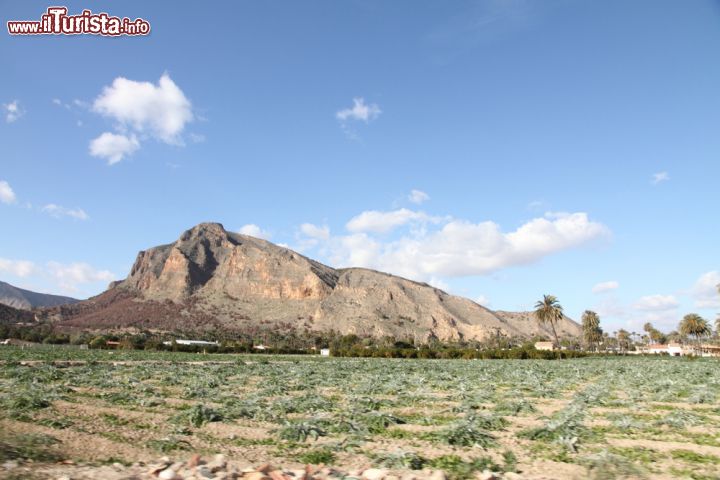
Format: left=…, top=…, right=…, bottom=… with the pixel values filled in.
left=65, top=222, right=581, bottom=341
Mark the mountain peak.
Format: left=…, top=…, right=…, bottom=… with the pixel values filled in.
left=51, top=223, right=581, bottom=341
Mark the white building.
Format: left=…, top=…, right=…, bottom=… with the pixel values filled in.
left=320, top=348, right=330, bottom=357
left=534, top=341, right=555, bottom=351
left=163, top=339, right=219, bottom=346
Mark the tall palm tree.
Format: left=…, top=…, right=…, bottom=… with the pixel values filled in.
left=581, top=310, right=602, bottom=352
left=679, top=313, right=711, bottom=354
left=617, top=329, right=631, bottom=354
left=534, top=295, right=563, bottom=348
left=643, top=322, right=653, bottom=344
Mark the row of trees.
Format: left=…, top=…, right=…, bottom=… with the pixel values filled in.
left=533, top=285, right=720, bottom=352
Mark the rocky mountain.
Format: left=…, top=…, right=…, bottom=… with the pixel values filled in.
left=0, top=302, right=35, bottom=324
left=0, top=280, right=78, bottom=310
left=51, top=223, right=581, bottom=342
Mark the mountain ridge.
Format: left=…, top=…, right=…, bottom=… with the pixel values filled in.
left=0, top=280, right=78, bottom=310
left=42, top=222, right=582, bottom=341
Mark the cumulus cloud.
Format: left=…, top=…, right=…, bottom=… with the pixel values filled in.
left=0, top=180, right=17, bottom=204
left=92, top=73, right=193, bottom=144
left=41, top=204, right=89, bottom=221
left=690, top=271, right=720, bottom=309
left=0, top=258, right=37, bottom=277
left=0, top=258, right=114, bottom=295
left=633, top=294, right=679, bottom=312
left=3, top=100, right=24, bottom=123
left=408, top=189, right=430, bottom=205
left=237, top=224, right=271, bottom=240
left=89, top=132, right=140, bottom=164
left=300, top=223, right=330, bottom=240
left=652, top=171, right=669, bottom=185
left=336, top=98, right=381, bottom=123
left=346, top=208, right=442, bottom=234
left=300, top=209, right=609, bottom=281
left=592, top=281, right=619, bottom=294
left=46, top=261, right=115, bottom=292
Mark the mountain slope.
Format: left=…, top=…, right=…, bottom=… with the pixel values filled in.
left=0, top=281, right=78, bottom=310
left=52, top=223, right=581, bottom=341
left=0, top=302, right=35, bottom=324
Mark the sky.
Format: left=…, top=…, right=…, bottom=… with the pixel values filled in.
left=1, top=0, right=719, bottom=333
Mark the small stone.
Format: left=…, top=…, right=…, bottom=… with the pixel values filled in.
left=503, top=474, right=522, bottom=480
left=476, top=471, right=500, bottom=480
left=187, top=454, right=202, bottom=469
left=209, top=454, right=228, bottom=472
left=289, top=469, right=307, bottom=479
left=245, top=472, right=271, bottom=480
left=197, top=466, right=214, bottom=478
left=158, top=468, right=180, bottom=480
left=362, top=468, right=389, bottom=480
left=269, top=470, right=288, bottom=480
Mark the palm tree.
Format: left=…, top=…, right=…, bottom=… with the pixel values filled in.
left=617, top=329, right=631, bottom=354
left=534, top=295, right=563, bottom=348
left=643, top=322, right=653, bottom=344
left=581, top=310, right=602, bottom=352
left=679, top=313, right=711, bottom=354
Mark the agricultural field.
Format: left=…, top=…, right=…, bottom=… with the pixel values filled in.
left=1, top=349, right=720, bottom=480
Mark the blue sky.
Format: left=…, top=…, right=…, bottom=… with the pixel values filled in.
left=1, top=0, right=718, bottom=333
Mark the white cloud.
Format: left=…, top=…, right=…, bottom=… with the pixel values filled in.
left=0, top=180, right=17, bottom=204
left=237, top=224, right=271, bottom=240
left=336, top=97, right=381, bottom=123
left=475, top=294, right=491, bottom=307
left=92, top=73, right=193, bottom=145
left=3, top=100, right=24, bottom=123
left=690, top=271, right=720, bottom=309
left=0, top=258, right=37, bottom=277
left=633, top=294, right=679, bottom=312
left=652, top=171, right=669, bottom=185
left=408, top=189, right=430, bottom=205
left=592, top=280, right=619, bottom=294
left=52, top=98, right=62, bottom=106
left=300, top=223, right=330, bottom=240
left=41, top=204, right=89, bottom=221
left=89, top=132, right=140, bottom=164
left=46, top=261, right=115, bottom=292
left=302, top=210, right=609, bottom=281
left=346, top=208, right=441, bottom=234
left=428, top=276, right=450, bottom=291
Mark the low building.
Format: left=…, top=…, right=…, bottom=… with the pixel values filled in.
left=646, top=344, right=669, bottom=355
left=320, top=348, right=330, bottom=357
left=667, top=343, right=684, bottom=356
left=162, top=339, right=220, bottom=346
left=253, top=344, right=268, bottom=350
left=534, top=341, right=555, bottom=351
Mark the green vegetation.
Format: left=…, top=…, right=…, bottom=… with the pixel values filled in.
left=1, top=349, right=719, bottom=478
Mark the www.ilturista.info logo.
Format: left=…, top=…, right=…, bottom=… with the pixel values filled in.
left=7, top=7, right=150, bottom=36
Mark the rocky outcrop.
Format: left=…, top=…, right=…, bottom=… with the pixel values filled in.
left=55, top=222, right=581, bottom=341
